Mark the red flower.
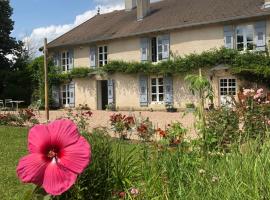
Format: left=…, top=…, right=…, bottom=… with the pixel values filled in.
left=119, top=191, right=126, bottom=198
left=16, top=119, right=91, bottom=195
left=83, top=111, right=93, bottom=117
left=156, top=128, right=167, bottom=138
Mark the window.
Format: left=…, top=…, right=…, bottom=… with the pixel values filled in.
left=150, top=36, right=169, bottom=62
left=98, top=46, right=108, bottom=66
left=62, top=83, right=74, bottom=107
left=61, top=51, right=70, bottom=72
left=219, top=78, right=237, bottom=96
left=151, top=38, right=157, bottom=62
left=151, top=77, right=164, bottom=102
left=236, top=25, right=254, bottom=51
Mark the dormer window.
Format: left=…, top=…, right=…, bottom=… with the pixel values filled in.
left=264, top=0, right=270, bottom=8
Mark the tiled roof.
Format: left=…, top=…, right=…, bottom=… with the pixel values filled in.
left=48, top=0, right=270, bottom=48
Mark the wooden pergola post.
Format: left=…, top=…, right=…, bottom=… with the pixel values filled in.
left=44, top=38, right=49, bottom=122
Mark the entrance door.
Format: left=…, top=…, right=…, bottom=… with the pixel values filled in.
left=97, top=80, right=108, bottom=110
left=101, top=80, right=108, bottom=110
left=219, top=78, right=237, bottom=107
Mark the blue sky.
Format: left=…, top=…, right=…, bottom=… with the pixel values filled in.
left=9, top=0, right=158, bottom=55
left=10, top=0, right=98, bottom=39
left=9, top=0, right=123, bottom=55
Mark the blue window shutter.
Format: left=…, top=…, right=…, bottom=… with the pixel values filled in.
left=140, top=38, right=149, bottom=62
left=68, top=49, right=74, bottom=70
left=164, top=76, right=173, bottom=104
left=107, top=79, right=115, bottom=104
left=52, top=85, right=60, bottom=108
left=90, top=46, right=97, bottom=68
left=224, top=25, right=234, bottom=49
left=69, top=82, right=75, bottom=107
left=139, top=75, right=148, bottom=107
left=162, top=34, right=170, bottom=60
left=53, top=52, right=60, bottom=67
left=255, top=21, right=266, bottom=51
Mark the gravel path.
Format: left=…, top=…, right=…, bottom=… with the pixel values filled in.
left=37, top=110, right=197, bottom=139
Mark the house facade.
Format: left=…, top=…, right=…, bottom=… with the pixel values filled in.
left=48, top=0, right=270, bottom=111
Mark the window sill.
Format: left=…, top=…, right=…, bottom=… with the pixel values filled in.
left=150, top=101, right=165, bottom=105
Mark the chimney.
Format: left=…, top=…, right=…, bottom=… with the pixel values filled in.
left=137, top=0, right=150, bottom=21
left=125, top=0, right=137, bottom=11
left=264, top=0, right=270, bottom=8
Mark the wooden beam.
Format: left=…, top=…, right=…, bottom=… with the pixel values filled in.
left=44, top=38, right=49, bottom=121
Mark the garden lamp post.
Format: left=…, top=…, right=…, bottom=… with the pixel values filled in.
left=44, top=38, right=49, bottom=121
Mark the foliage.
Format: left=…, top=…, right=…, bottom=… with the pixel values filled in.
left=238, top=88, right=270, bottom=142
left=54, top=129, right=114, bottom=200
left=186, top=103, right=195, bottom=108
left=110, top=113, right=135, bottom=139
left=112, top=144, right=141, bottom=192
left=100, top=48, right=270, bottom=84
left=0, top=0, right=20, bottom=69
left=205, top=108, right=240, bottom=151
left=46, top=48, right=270, bottom=89
left=0, top=126, right=34, bottom=200
left=158, top=122, right=187, bottom=146
left=136, top=117, right=156, bottom=142
left=65, top=108, right=93, bottom=132
left=185, top=71, right=213, bottom=148
left=0, top=1, right=32, bottom=105
left=0, top=109, right=39, bottom=126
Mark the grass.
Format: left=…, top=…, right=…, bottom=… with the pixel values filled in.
left=0, top=126, right=34, bottom=200
left=2, top=126, right=270, bottom=199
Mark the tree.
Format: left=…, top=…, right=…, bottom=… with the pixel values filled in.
left=0, top=0, right=33, bottom=105
left=0, top=0, right=19, bottom=69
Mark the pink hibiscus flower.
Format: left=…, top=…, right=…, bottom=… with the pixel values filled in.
left=17, top=119, right=91, bottom=196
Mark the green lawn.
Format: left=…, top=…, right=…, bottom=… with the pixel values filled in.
left=0, top=126, right=34, bottom=200
left=2, top=125, right=270, bottom=199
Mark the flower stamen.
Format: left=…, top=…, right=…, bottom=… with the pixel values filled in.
left=47, top=150, right=57, bottom=159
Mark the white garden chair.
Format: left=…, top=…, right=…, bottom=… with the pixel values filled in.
left=0, top=100, right=4, bottom=112
left=5, top=99, right=13, bottom=110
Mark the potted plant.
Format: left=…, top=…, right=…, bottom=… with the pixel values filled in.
left=165, top=103, right=177, bottom=113
left=185, top=103, right=195, bottom=112
left=106, top=103, right=116, bottom=111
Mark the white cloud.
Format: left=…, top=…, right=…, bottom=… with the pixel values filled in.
left=24, top=3, right=124, bottom=56
left=23, top=0, right=161, bottom=56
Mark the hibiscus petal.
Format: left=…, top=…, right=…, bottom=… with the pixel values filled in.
left=17, top=154, right=48, bottom=185
left=48, top=119, right=80, bottom=149
left=28, top=124, right=51, bottom=154
left=43, top=162, right=77, bottom=196
left=59, top=136, right=91, bottom=174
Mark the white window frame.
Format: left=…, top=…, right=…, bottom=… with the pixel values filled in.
left=236, top=25, right=255, bottom=51
left=151, top=36, right=169, bottom=63
left=219, top=77, right=237, bottom=106
left=157, top=36, right=163, bottom=62
left=61, top=83, right=74, bottom=107
left=151, top=77, right=164, bottom=103
left=61, top=51, right=70, bottom=72
left=98, top=46, right=108, bottom=67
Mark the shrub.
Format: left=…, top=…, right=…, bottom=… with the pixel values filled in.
left=0, top=109, right=39, bottom=127
left=54, top=129, right=114, bottom=200
left=239, top=88, right=270, bottom=142
left=205, top=108, right=240, bottom=152
left=136, top=117, right=155, bottom=142
left=110, top=113, right=135, bottom=139
left=157, top=122, right=187, bottom=146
